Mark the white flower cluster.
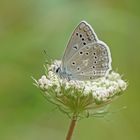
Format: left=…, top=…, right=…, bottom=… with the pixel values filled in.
left=35, top=60, right=127, bottom=103
left=34, top=60, right=127, bottom=118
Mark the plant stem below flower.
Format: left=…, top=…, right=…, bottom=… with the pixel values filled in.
left=66, top=116, right=77, bottom=140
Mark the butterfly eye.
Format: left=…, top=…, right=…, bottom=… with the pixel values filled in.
left=55, top=68, right=60, bottom=73
left=85, top=52, right=89, bottom=55
left=93, top=66, right=95, bottom=69
left=76, top=32, right=79, bottom=36
left=94, top=56, right=97, bottom=59
left=93, top=52, right=96, bottom=55
left=79, top=51, right=83, bottom=55
left=80, top=34, right=82, bottom=38
left=82, top=38, right=84, bottom=41
left=94, top=61, right=97, bottom=64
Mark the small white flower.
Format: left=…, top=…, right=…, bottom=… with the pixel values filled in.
left=117, top=79, right=127, bottom=91
left=108, top=71, right=121, bottom=81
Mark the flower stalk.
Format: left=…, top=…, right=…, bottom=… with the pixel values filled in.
left=66, top=115, right=77, bottom=140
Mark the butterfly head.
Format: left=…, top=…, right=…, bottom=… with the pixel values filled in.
left=52, top=61, right=61, bottom=74
left=51, top=61, right=72, bottom=81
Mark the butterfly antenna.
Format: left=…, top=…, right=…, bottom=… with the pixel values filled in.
left=43, top=49, right=53, bottom=65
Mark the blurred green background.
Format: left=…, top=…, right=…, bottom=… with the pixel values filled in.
left=0, top=0, right=140, bottom=140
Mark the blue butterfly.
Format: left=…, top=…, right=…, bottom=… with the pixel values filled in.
left=55, top=21, right=112, bottom=81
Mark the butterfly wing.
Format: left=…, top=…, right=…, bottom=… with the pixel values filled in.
left=62, top=21, right=98, bottom=71
left=65, top=41, right=112, bottom=80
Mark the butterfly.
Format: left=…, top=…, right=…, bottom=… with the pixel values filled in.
left=54, top=21, right=112, bottom=81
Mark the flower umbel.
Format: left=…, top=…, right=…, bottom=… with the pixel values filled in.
left=34, top=60, right=127, bottom=119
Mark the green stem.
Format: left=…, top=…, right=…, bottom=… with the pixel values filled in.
left=66, top=116, right=77, bottom=140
